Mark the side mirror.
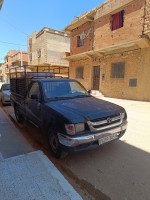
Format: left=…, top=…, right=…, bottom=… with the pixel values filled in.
left=31, top=94, right=38, bottom=100
left=87, top=90, right=91, bottom=94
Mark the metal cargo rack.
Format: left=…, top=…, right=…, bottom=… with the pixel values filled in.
left=10, top=65, right=69, bottom=98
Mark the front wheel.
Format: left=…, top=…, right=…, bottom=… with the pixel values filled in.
left=48, top=127, right=62, bottom=158
left=14, top=106, right=24, bottom=124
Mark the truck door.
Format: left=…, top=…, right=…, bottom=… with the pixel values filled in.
left=25, top=82, right=41, bottom=127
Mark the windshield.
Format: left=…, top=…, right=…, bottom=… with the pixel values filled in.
left=43, top=80, right=89, bottom=99
left=3, top=84, right=10, bottom=91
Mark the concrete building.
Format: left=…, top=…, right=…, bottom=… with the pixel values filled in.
left=63, top=0, right=150, bottom=101
left=27, top=27, right=70, bottom=74
left=2, top=50, right=28, bottom=82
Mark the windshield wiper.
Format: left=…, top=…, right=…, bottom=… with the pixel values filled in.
left=47, top=97, right=73, bottom=100
left=74, top=94, right=91, bottom=98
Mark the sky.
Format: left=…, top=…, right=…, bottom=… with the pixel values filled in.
left=0, top=0, right=105, bottom=63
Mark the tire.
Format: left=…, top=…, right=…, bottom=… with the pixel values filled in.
left=14, top=106, right=24, bottom=124
left=48, top=127, right=62, bottom=158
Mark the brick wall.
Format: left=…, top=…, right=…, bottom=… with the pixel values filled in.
left=70, top=47, right=150, bottom=101
left=94, top=0, right=145, bottom=49
left=100, top=47, right=150, bottom=101
left=70, top=0, right=145, bottom=54
left=144, top=0, right=150, bottom=34
left=70, top=22, right=93, bottom=55
left=70, top=59, right=93, bottom=90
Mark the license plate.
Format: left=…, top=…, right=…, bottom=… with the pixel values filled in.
left=98, top=133, right=118, bottom=145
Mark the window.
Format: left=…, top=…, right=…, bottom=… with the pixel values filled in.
left=29, top=53, right=32, bottom=61
left=129, top=79, right=137, bottom=87
left=77, top=36, right=84, bottom=47
left=112, top=10, right=124, bottom=31
left=37, top=49, right=41, bottom=58
left=29, top=82, right=41, bottom=99
left=111, top=62, right=125, bottom=78
left=76, top=67, right=84, bottom=79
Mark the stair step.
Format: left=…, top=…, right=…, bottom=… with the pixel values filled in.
left=91, top=90, right=104, bottom=97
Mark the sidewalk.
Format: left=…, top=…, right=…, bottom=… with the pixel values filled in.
left=0, top=107, right=33, bottom=159
left=0, top=108, right=82, bottom=200
left=0, top=151, right=82, bottom=200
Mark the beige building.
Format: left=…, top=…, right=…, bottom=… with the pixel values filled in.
left=2, top=50, right=28, bottom=82
left=27, top=27, right=70, bottom=70
left=63, top=0, right=150, bottom=101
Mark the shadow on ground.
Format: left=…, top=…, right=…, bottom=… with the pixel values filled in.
left=14, top=118, right=150, bottom=200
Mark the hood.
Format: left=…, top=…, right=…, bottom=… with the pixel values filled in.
left=46, top=96, right=125, bottom=123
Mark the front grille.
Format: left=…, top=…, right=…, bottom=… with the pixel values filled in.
left=87, top=113, right=123, bottom=132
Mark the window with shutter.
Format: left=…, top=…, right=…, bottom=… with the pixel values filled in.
left=112, top=10, right=124, bottom=31
left=76, top=66, right=84, bottom=79
left=111, top=62, right=125, bottom=78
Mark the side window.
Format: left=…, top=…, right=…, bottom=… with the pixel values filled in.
left=29, top=82, right=41, bottom=99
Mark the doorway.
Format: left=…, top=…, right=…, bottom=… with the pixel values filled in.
left=93, top=66, right=100, bottom=90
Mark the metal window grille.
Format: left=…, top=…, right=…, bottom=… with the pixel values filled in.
left=129, top=79, right=137, bottom=87
left=76, top=67, right=84, bottom=79
left=111, top=62, right=125, bottom=78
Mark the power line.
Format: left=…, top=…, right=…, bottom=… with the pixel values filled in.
left=0, top=41, right=27, bottom=46
left=1, top=16, right=28, bottom=36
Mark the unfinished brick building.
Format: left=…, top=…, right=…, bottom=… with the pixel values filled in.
left=63, top=0, right=150, bottom=101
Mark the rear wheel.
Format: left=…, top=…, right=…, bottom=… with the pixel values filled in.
left=48, top=127, right=62, bottom=158
left=1, top=97, right=5, bottom=106
left=14, top=106, right=24, bottom=124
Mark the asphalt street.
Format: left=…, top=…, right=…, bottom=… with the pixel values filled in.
left=1, top=97, right=150, bottom=200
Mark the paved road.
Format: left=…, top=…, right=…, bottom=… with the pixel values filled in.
left=1, top=98, right=150, bottom=200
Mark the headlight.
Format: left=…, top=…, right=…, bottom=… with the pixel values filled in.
left=75, top=123, right=85, bottom=133
left=65, top=123, right=85, bottom=135
left=121, top=113, right=125, bottom=119
left=121, top=112, right=127, bottom=120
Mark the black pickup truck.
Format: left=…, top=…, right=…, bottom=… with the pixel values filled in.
left=10, top=66, right=127, bottom=158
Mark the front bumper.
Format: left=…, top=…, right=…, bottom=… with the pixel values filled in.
left=58, top=121, right=127, bottom=152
